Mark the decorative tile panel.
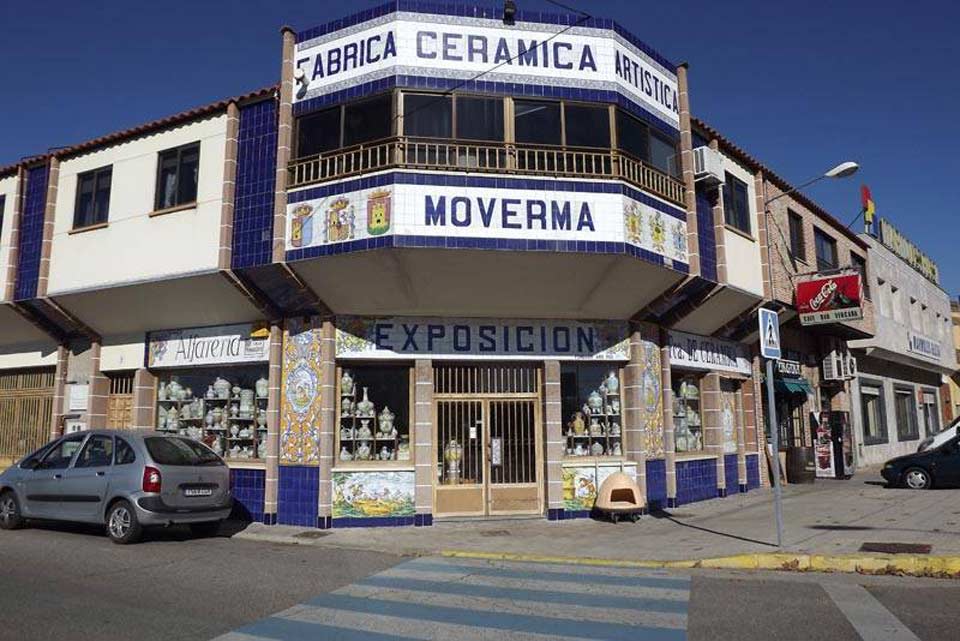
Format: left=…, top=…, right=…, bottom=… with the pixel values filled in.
left=280, top=317, right=323, bottom=465
left=561, top=462, right=637, bottom=512
left=232, top=98, right=278, bottom=269
left=332, top=470, right=415, bottom=519
left=14, top=164, right=48, bottom=301
left=635, top=325, right=663, bottom=457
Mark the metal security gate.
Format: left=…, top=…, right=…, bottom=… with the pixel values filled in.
left=0, top=368, right=55, bottom=469
left=433, top=364, right=542, bottom=517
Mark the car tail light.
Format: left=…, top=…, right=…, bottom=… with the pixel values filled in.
left=142, top=466, right=162, bottom=493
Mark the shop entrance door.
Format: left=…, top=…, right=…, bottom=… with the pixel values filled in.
left=433, top=364, right=542, bottom=518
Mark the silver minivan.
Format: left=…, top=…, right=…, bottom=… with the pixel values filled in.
left=0, top=430, right=232, bottom=544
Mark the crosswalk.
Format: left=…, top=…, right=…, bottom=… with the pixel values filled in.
left=214, top=556, right=691, bottom=640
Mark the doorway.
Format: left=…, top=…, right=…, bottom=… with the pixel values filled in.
left=433, top=364, right=542, bottom=517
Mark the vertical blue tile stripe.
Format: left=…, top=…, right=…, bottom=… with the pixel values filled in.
left=232, top=98, right=278, bottom=270
left=278, top=465, right=320, bottom=527
left=746, top=454, right=760, bottom=489
left=230, top=468, right=266, bottom=522
left=645, top=458, right=667, bottom=508
left=724, top=454, right=739, bottom=494
left=675, top=458, right=717, bottom=505
left=14, top=164, right=48, bottom=301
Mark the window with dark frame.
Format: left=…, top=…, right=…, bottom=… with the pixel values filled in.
left=343, top=93, right=392, bottom=147
left=723, top=172, right=751, bottom=234
left=615, top=109, right=680, bottom=178
left=814, top=228, right=838, bottom=271
left=563, top=103, right=610, bottom=149
left=894, top=386, right=919, bottom=441
left=155, top=143, right=199, bottom=211
left=74, top=165, right=112, bottom=229
left=860, top=383, right=887, bottom=445
left=514, top=99, right=562, bottom=145
left=455, top=95, right=504, bottom=141
left=403, top=93, right=452, bottom=139
left=296, top=107, right=342, bottom=158
left=851, top=252, right=869, bottom=298
left=788, top=210, right=805, bottom=261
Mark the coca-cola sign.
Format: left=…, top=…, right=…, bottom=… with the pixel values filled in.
left=795, top=272, right=863, bottom=326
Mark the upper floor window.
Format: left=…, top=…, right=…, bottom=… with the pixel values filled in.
left=788, top=209, right=805, bottom=261
left=297, top=107, right=341, bottom=157
left=295, top=93, right=393, bottom=158
left=564, top=104, right=610, bottom=149
left=74, top=165, right=112, bottom=229
left=814, top=228, right=838, bottom=271
left=851, top=252, right=869, bottom=298
left=616, top=110, right=678, bottom=177
left=404, top=93, right=451, bottom=138
left=723, top=172, right=751, bottom=234
left=155, top=143, right=199, bottom=211
left=514, top=99, right=561, bottom=145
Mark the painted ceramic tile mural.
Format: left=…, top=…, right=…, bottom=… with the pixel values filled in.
left=721, top=385, right=739, bottom=454
left=332, top=470, right=415, bottom=518
left=280, top=317, right=322, bottom=464
left=636, top=328, right=664, bottom=458
left=562, top=463, right=637, bottom=511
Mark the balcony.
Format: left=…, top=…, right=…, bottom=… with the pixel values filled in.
left=288, top=137, right=686, bottom=208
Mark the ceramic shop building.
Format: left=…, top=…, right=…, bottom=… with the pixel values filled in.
left=0, top=2, right=790, bottom=528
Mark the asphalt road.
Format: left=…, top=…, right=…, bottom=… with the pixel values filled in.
left=2, top=521, right=959, bottom=641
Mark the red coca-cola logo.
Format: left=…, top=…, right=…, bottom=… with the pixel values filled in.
left=809, top=279, right=838, bottom=311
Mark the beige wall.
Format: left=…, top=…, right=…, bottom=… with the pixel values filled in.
left=47, top=115, right=228, bottom=295
left=719, top=155, right=764, bottom=296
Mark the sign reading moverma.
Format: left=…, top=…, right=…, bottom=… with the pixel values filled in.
left=795, top=271, right=863, bottom=326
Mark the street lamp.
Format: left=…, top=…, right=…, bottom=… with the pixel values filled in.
left=760, top=159, right=858, bottom=548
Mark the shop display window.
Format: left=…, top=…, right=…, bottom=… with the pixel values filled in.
left=337, top=364, right=411, bottom=464
left=672, top=373, right=703, bottom=453
left=155, top=365, right=269, bottom=461
left=560, top=364, right=624, bottom=458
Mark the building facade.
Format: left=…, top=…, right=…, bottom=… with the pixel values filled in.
left=2, top=1, right=891, bottom=527
left=849, top=222, right=956, bottom=466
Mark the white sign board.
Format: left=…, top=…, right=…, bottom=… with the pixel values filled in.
left=907, top=331, right=942, bottom=362
left=294, top=16, right=679, bottom=129
left=66, top=383, right=89, bottom=412
left=667, top=330, right=751, bottom=375
left=147, top=323, right=269, bottom=368
left=336, top=316, right=629, bottom=360
left=758, top=309, right=781, bottom=360
left=287, top=181, right=688, bottom=266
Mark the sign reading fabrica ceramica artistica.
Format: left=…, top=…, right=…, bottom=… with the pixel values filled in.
left=294, top=15, right=680, bottom=129
left=147, top=323, right=269, bottom=368
left=287, top=182, right=688, bottom=266
left=335, top=316, right=630, bottom=360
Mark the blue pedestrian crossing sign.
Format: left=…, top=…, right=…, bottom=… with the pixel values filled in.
left=758, top=308, right=781, bottom=360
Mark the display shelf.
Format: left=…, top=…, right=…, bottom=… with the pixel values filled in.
left=336, top=368, right=403, bottom=463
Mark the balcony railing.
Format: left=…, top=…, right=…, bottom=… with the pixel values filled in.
left=288, top=137, right=686, bottom=207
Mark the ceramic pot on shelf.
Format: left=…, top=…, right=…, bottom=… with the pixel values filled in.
left=378, top=406, right=395, bottom=435
left=587, top=390, right=603, bottom=414
left=605, top=371, right=619, bottom=395
left=341, top=398, right=353, bottom=416
left=397, top=438, right=410, bottom=461
left=569, top=412, right=586, bottom=436
left=158, top=382, right=168, bottom=401
left=232, top=385, right=241, bottom=399
left=213, top=377, right=231, bottom=399
left=591, top=442, right=604, bottom=456
left=379, top=446, right=392, bottom=461
left=612, top=442, right=622, bottom=456
left=255, top=377, right=269, bottom=399
left=230, top=404, right=239, bottom=418
left=356, top=387, right=374, bottom=418
left=340, top=371, right=354, bottom=397
left=444, top=439, right=463, bottom=484
left=356, top=441, right=371, bottom=460
left=340, top=446, right=353, bottom=461
left=167, top=380, right=183, bottom=402
left=205, top=385, right=215, bottom=400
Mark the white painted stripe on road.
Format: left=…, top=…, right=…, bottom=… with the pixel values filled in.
left=821, top=582, right=920, bottom=641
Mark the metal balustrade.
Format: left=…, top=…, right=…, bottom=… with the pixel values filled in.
left=288, top=137, right=686, bottom=207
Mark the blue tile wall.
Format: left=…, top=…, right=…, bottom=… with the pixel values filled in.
left=295, top=1, right=677, bottom=73
left=646, top=459, right=667, bottom=509
left=696, top=187, right=717, bottom=283
left=746, top=454, right=760, bottom=490
left=0, top=195, right=6, bottom=231
left=332, top=516, right=416, bottom=528
left=724, top=454, right=739, bottom=495
left=232, top=99, right=278, bottom=270
left=277, top=465, right=320, bottom=527
left=230, top=468, right=265, bottom=522
left=675, top=458, right=718, bottom=505
left=14, top=164, right=48, bottom=301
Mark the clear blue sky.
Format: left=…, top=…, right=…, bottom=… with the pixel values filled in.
left=2, top=0, right=957, bottom=295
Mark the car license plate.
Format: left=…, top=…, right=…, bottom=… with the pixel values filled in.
left=184, top=488, right=213, bottom=497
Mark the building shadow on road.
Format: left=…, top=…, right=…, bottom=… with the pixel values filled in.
left=646, top=508, right=778, bottom=548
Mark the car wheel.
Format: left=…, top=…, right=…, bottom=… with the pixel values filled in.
left=189, top=521, right=221, bottom=538
left=0, top=491, right=24, bottom=530
left=903, top=467, right=932, bottom=490
left=106, top=500, right=143, bottom=544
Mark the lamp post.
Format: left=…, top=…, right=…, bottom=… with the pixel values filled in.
left=761, top=160, right=859, bottom=548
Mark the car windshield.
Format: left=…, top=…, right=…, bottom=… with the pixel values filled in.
left=144, top=437, right=222, bottom=466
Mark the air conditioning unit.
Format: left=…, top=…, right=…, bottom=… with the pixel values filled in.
left=846, top=355, right=858, bottom=378
left=822, top=349, right=856, bottom=381
left=693, top=146, right=724, bottom=187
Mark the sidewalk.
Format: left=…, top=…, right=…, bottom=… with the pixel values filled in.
left=234, top=468, right=960, bottom=565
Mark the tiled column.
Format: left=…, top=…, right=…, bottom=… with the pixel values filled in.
left=264, top=323, right=282, bottom=523
left=708, top=139, right=727, bottom=284
left=218, top=102, right=240, bottom=270
left=701, top=372, right=724, bottom=495
left=622, top=328, right=647, bottom=502
left=660, top=328, right=677, bottom=506
left=677, top=63, right=700, bottom=277
left=317, top=318, right=336, bottom=528
left=37, top=157, right=59, bottom=297
left=49, top=345, right=68, bottom=441
left=543, top=360, right=564, bottom=520
left=736, top=383, right=748, bottom=493
left=86, top=342, right=109, bottom=430
left=413, top=359, right=434, bottom=526
left=4, top=167, right=24, bottom=301
left=272, top=28, right=295, bottom=263
left=131, top=368, right=157, bottom=430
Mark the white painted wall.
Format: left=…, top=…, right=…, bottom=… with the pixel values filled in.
left=0, top=174, right=18, bottom=302
left=100, top=335, right=146, bottom=371
left=719, top=154, right=763, bottom=296
left=47, top=115, right=227, bottom=294
left=0, top=345, right=57, bottom=370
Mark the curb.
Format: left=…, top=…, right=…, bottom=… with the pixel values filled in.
left=440, top=550, right=960, bottom=579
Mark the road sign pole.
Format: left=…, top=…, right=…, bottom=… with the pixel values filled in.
left=765, top=357, right=784, bottom=548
